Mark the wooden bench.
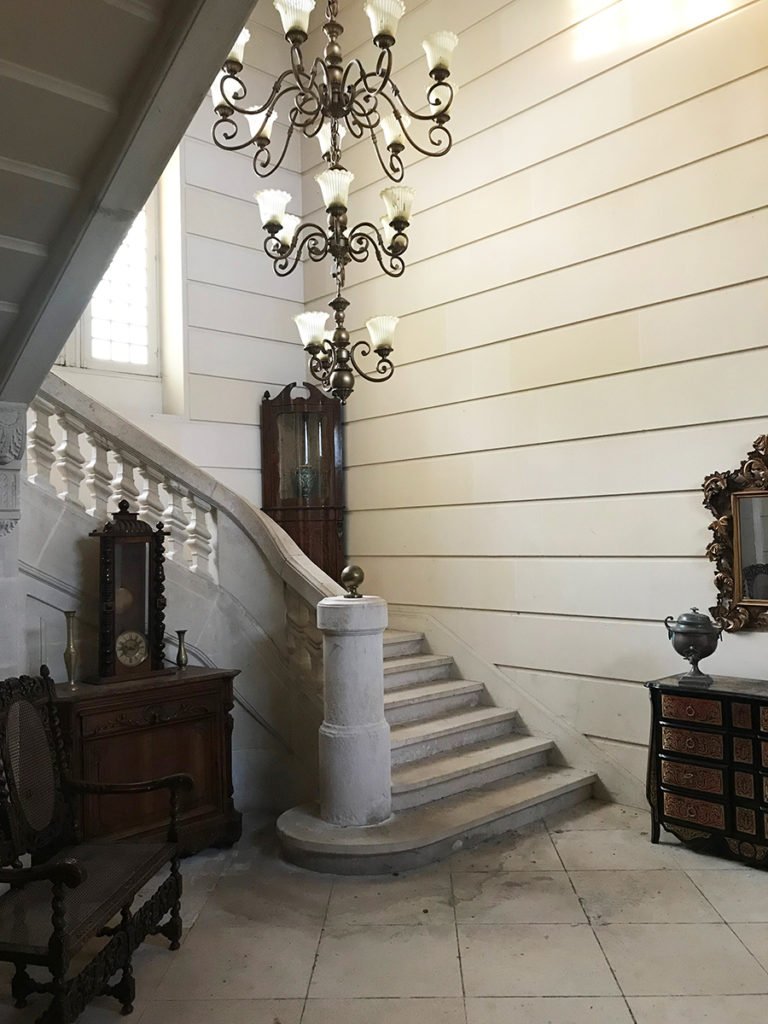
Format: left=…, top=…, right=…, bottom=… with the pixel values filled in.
left=0, top=668, right=193, bottom=1024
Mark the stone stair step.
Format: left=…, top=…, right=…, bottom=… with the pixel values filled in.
left=390, top=706, right=518, bottom=764
left=384, top=679, right=486, bottom=725
left=383, top=653, right=455, bottom=689
left=383, top=630, right=425, bottom=659
left=277, top=765, right=597, bottom=874
left=391, top=735, right=554, bottom=810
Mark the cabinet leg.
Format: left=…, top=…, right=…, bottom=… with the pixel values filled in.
left=650, top=812, right=660, bottom=844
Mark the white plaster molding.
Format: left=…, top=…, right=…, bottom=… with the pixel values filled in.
left=0, top=404, right=26, bottom=465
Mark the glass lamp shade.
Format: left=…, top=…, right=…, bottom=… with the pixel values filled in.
left=380, top=113, right=411, bottom=148
left=274, top=0, right=315, bottom=35
left=422, top=30, right=459, bottom=73
left=315, top=168, right=354, bottom=209
left=245, top=109, right=278, bottom=141
left=363, top=0, right=406, bottom=41
left=294, top=311, right=329, bottom=349
left=366, top=315, right=399, bottom=354
left=227, top=28, right=251, bottom=64
left=381, top=186, right=415, bottom=224
left=277, top=214, right=301, bottom=248
left=317, top=121, right=347, bottom=157
left=254, top=189, right=292, bottom=226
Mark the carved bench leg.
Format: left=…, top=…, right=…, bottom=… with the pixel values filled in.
left=103, top=907, right=136, bottom=1016
left=153, top=858, right=183, bottom=951
left=11, top=963, right=33, bottom=1008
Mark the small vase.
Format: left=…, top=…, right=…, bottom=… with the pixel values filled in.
left=175, top=629, right=188, bottom=669
left=63, top=610, right=77, bottom=687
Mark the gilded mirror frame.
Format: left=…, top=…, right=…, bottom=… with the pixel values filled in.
left=703, top=434, right=768, bottom=631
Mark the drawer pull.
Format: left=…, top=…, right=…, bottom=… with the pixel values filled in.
left=685, top=738, right=695, bottom=749
left=687, top=807, right=696, bottom=818
left=683, top=772, right=693, bottom=781
left=686, top=705, right=695, bottom=717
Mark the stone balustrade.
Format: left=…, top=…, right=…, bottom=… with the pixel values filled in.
left=26, top=395, right=218, bottom=582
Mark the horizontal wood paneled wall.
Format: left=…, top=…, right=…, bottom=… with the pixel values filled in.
left=176, top=14, right=308, bottom=505
left=337, top=0, right=768, bottom=793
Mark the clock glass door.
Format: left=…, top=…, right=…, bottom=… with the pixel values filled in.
left=114, top=540, right=150, bottom=672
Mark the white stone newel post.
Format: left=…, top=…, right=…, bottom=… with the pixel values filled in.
left=317, top=595, right=391, bottom=826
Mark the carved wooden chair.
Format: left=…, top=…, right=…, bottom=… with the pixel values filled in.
left=0, top=668, right=193, bottom=1024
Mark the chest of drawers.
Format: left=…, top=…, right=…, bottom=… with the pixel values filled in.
left=647, top=675, right=768, bottom=867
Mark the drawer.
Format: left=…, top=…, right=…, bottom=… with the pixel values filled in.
left=734, top=738, right=754, bottom=765
left=662, top=792, right=725, bottom=831
left=736, top=806, right=758, bottom=836
left=661, top=694, right=722, bottom=726
left=734, top=771, right=756, bottom=801
left=661, top=726, right=724, bottom=761
left=82, top=696, right=217, bottom=738
left=761, top=707, right=768, bottom=733
left=660, top=760, right=724, bottom=795
left=732, top=702, right=753, bottom=730
left=763, top=741, right=768, bottom=769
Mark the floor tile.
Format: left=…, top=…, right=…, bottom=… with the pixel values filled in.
left=552, top=828, right=681, bottom=870
left=453, top=871, right=586, bottom=924
left=570, top=869, right=719, bottom=924
left=459, top=924, right=619, bottom=997
left=309, top=923, right=463, bottom=998
left=448, top=822, right=564, bottom=871
left=466, top=996, right=634, bottom=1023
left=303, top=998, right=466, bottom=1024
left=195, top=864, right=332, bottom=928
left=687, top=869, right=768, bottom=922
left=546, top=800, right=648, bottom=832
left=596, top=923, right=768, bottom=995
left=629, top=994, right=768, bottom=1023
left=139, top=999, right=303, bottom=1024
left=154, top=922, right=322, bottom=999
left=662, top=834, right=746, bottom=870
left=326, top=868, right=454, bottom=925
left=731, top=923, right=768, bottom=972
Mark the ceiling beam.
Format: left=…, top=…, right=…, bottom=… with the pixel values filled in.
left=0, top=0, right=257, bottom=403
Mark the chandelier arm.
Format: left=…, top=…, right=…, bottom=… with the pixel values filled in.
left=348, top=339, right=395, bottom=383
left=367, top=126, right=404, bottom=182
left=387, top=79, right=455, bottom=123
left=377, top=88, right=454, bottom=157
left=251, top=119, right=298, bottom=177
left=264, top=222, right=330, bottom=276
left=308, top=341, right=336, bottom=387
left=220, top=68, right=295, bottom=118
left=347, top=222, right=406, bottom=277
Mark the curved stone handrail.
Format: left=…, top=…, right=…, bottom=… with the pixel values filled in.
left=38, top=372, right=344, bottom=607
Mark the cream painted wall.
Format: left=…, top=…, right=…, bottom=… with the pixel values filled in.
left=59, top=8, right=309, bottom=508
left=328, top=0, right=768, bottom=792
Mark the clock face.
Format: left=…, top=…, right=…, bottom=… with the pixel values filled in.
left=115, top=630, right=148, bottom=668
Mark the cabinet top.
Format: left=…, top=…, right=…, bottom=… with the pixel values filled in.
left=54, top=666, right=239, bottom=701
left=647, top=674, right=768, bottom=699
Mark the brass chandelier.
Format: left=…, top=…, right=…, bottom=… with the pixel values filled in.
left=211, top=0, right=458, bottom=402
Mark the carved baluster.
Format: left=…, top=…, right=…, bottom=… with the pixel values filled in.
left=138, top=465, right=166, bottom=526
left=26, top=398, right=57, bottom=494
left=54, top=413, right=86, bottom=508
left=186, top=496, right=214, bottom=579
left=84, top=432, right=112, bottom=520
left=111, top=452, right=141, bottom=509
left=163, top=481, right=189, bottom=564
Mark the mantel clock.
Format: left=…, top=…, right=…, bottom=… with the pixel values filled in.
left=89, top=500, right=170, bottom=683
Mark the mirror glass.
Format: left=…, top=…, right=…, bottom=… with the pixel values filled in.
left=736, top=494, right=768, bottom=601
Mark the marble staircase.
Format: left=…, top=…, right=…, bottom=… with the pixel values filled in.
left=277, top=627, right=595, bottom=873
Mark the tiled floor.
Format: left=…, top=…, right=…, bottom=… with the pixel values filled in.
left=4, top=800, right=768, bottom=1023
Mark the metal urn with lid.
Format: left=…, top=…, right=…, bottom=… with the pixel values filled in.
left=664, top=607, right=723, bottom=684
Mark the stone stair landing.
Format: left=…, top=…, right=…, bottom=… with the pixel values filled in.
left=278, top=629, right=595, bottom=873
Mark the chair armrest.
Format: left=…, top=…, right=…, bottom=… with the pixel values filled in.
left=0, top=858, right=85, bottom=889
left=66, top=773, right=194, bottom=796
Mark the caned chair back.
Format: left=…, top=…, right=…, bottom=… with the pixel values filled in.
left=0, top=669, right=76, bottom=866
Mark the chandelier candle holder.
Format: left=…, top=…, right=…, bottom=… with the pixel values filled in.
left=212, top=2, right=459, bottom=402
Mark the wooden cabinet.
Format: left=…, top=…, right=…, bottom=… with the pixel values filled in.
left=647, top=675, right=768, bottom=867
left=55, top=668, right=242, bottom=854
left=261, top=381, right=345, bottom=582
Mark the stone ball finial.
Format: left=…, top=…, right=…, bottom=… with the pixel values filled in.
left=341, top=564, right=364, bottom=599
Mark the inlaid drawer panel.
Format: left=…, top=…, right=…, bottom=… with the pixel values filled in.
left=660, top=760, right=723, bottom=795
left=734, top=771, right=755, bottom=801
left=661, top=726, right=724, bottom=761
left=661, top=694, right=723, bottom=726
left=761, top=708, right=768, bottom=733
left=763, top=777, right=768, bottom=805
left=734, top=737, right=754, bottom=764
left=736, top=806, right=757, bottom=836
left=733, top=702, right=753, bottom=730
left=763, top=742, right=768, bottom=768
left=662, top=792, right=725, bottom=830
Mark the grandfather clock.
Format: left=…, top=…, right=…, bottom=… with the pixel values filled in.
left=261, top=382, right=345, bottom=581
